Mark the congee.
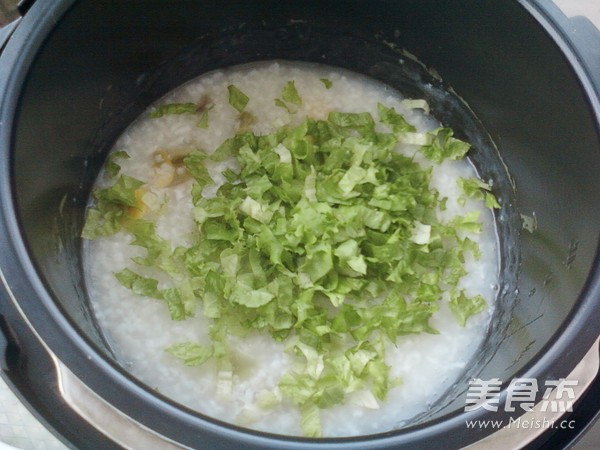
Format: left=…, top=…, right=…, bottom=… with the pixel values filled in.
left=83, top=61, right=499, bottom=437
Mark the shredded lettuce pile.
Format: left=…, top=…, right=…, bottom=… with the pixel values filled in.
left=83, top=82, right=499, bottom=437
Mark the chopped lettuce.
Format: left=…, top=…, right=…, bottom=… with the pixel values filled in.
left=83, top=86, right=497, bottom=437
left=485, top=192, right=501, bottom=209
left=166, top=342, right=213, bottom=366
left=114, top=268, right=162, bottom=299
left=94, top=175, right=144, bottom=207
left=449, top=289, right=486, bottom=326
left=183, top=151, right=213, bottom=188
left=197, top=106, right=213, bottom=129
left=81, top=174, right=146, bottom=239
left=150, top=102, right=198, bottom=118
left=275, top=80, right=303, bottom=113
left=421, top=128, right=470, bottom=163
left=81, top=203, right=127, bottom=240
left=300, top=403, right=322, bottom=437
left=378, top=102, right=416, bottom=133
left=126, top=220, right=178, bottom=274
left=150, top=100, right=214, bottom=127
left=458, top=177, right=501, bottom=209
left=281, top=80, right=302, bottom=106
left=105, top=150, right=130, bottom=179
left=320, top=78, right=333, bottom=89
left=227, top=84, right=249, bottom=113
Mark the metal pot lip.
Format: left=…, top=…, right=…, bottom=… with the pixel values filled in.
left=1, top=0, right=600, bottom=448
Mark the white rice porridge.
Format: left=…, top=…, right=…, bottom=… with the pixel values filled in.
left=83, top=61, right=499, bottom=437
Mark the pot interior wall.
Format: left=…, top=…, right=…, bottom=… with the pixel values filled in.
left=9, top=0, right=600, bottom=435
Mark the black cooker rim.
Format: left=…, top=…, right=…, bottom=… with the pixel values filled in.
left=0, top=0, right=599, bottom=448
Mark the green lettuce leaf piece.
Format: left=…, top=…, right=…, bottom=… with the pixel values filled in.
left=334, top=239, right=367, bottom=275
left=256, top=389, right=282, bottom=409
left=458, top=177, right=491, bottom=198
left=105, top=150, right=130, bottom=178
left=275, top=81, right=303, bottom=113
left=346, top=346, right=377, bottom=376
left=210, top=131, right=257, bottom=161
left=81, top=174, right=145, bottom=239
left=449, top=211, right=483, bottom=233
left=114, top=268, right=162, bottom=299
left=230, top=275, right=275, bottom=308
left=126, top=220, right=178, bottom=273
left=94, top=175, right=144, bottom=207
left=81, top=204, right=127, bottom=239
left=227, top=84, right=249, bottom=113
left=320, top=78, right=333, bottom=89
left=300, top=243, right=334, bottom=283
left=183, top=151, right=213, bottom=188
left=274, top=98, right=292, bottom=113
left=377, top=103, right=416, bottom=133
left=365, top=358, right=391, bottom=401
left=197, top=106, right=213, bottom=129
left=327, top=111, right=375, bottom=137
left=485, top=192, right=501, bottom=209
left=449, top=290, right=486, bottom=326
left=421, top=128, right=471, bottom=163
left=457, top=177, right=500, bottom=209
left=295, top=342, right=325, bottom=379
left=281, top=80, right=302, bottom=106
left=166, top=342, right=214, bottom=366
left=300, top=401, right=322, bottom=437
left=161, top=282, right=196, bottom=321
left=222, top=168, right=240, bottom=183
left=150, top=102, right=198, bottom=118
left=239, top=196, right=274, bottom=224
